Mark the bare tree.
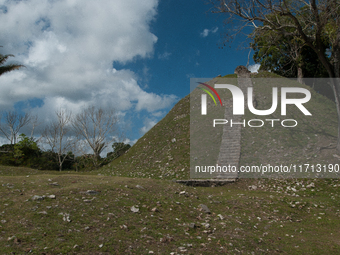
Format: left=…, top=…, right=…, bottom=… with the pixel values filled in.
left=72, top=106, right=119, bottom=168
left=30, top=115, right=40, bottom=139
left=0, top=111, right=32, bottom=144
left=43, top=109, right=75, bottom=171
left=211, top=0, right=340, bottom=150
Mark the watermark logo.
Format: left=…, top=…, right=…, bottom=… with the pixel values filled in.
left=200, top=84, right=312, bottom=116
left=198, top=82, right=223, bottom=115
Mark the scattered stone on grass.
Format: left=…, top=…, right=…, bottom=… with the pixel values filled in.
left=31, top=195, right=44, bottom=201
left=86, top=190, right=99, bottom=195
left=189, top=223, right=196, bottom=229
left=131, top=206, right=139, bottom=213
left=58, top=212, right=71, bottom=222
left=306, top=183, right=315, bottom=188
left=199, top=204, right=211, bottom=214
left=217, top=214, right=224, bottom=220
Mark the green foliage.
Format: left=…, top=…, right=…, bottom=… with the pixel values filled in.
left=73, top=154, right=104, bottom=171
left=111, top=142, right=131, bottom=158
left=0, top=134, right=128, bottom=171
left=14, top=134, right=39, bottom=158
left=0, top=134, right=75, bottom=171
left=251, top=13, right=329, bottom=79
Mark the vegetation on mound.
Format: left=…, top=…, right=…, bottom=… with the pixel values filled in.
left=101, top=72, right=338, bottom=180
left=101, top=95, right=190, bottom=180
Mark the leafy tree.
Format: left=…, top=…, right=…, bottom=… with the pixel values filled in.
left=211, top=0, right=340, bottom=151
left=251, top=19, right=329, bottom=81
left=13, top=134, right=40, bottom=165
left=211, top=0, right=339, bottom=77
left=111, top=142, right=131, bottom=158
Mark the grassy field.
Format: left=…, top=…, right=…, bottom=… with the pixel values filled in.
left=1, top=166, right=340, bottom=254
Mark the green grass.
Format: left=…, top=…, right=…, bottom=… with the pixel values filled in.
left=1, top=166, right=340, bottom=254
left=239, top=75, right=338, bottom=178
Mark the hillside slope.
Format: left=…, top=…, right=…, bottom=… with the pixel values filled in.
left=101, top=73, right=339, bottom=179
left=102, top=94, right=190, bottom=179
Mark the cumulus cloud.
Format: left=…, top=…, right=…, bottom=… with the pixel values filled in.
left=140, top=118, right=157, bottom=135
left=200, top=27, right=218, bottom=37
left=248, top=64, right=261, bottom=73
left=0, top=0, right=178, bottom=129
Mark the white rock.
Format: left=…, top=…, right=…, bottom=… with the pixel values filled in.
left=31, top=195, right=44, bottom=201
left=7, top=236, right=16, bottom=241
left=131, top=206, right=139, bottom=213
left=217, top=214, right=224, bottom=220
left=59, top=213, right=71, bottom=222
left=306, top=183, right=315, bottom=188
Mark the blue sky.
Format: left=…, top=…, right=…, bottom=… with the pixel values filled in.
left=0, top=0, right=258, bottom=145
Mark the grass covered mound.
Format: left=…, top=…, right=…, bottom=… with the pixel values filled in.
left=101, top=72, right=339, bottom=180
left=240, top=75, right=338, bottom=173
left=101, top=94, right=190, bottom=180
left=1, top=166, right=340, bottom=254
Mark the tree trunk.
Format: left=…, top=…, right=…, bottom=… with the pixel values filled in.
left=333, top=49, right=340, bottom=152
left=297, top=66, right=304, bottom=84
left=334, top=47, right=340, bottom=79
left=334, top=80, right=340, bottom=153
left=328, top=78, right=340, bottom=152
left=312, top=48, right=340, bottom=152
left=58, top=154, right=62, bottom=171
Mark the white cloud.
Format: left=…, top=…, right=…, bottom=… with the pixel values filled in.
left=123, top=138, right=138, bottom=145
left=158, top=51, right=172, bottom=60
left=200, top=27, right=218, bottom=37
left=201, top=29, right=209, bottom=37
left=140, top=118, right=157, bottom=135
left=248, top=64, right=261, bottom=73
left=152, top=111, right=165, bottom=117
left=0, top=0, right=177, bottom=130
